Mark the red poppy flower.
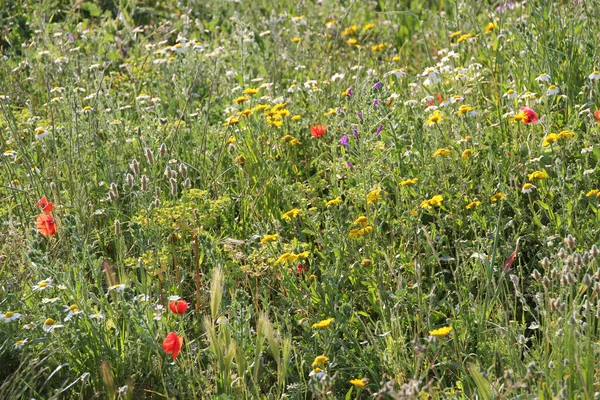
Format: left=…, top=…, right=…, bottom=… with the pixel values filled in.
left=36, top=196, right=53, bottom=214
left=36, top=213, right=57, bottom=237
left=519, top=107, right=538, bottom=124
left=169, top=300, right=189, bottom=314
left=162, top=332, right=184, bottom=360
left=310, top=125, right=327, bottom=138
left=296, top=263, right=308, bottom=274
left=594, top=110, right=600, bottom=123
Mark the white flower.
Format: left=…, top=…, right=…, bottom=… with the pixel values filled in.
left=14, top=339, right=27, bottom=349
left=89, top=312, right=104, bottom=322
left=134, top=294, right=149, bottom=302
left=387, top=68, right=406, bottom=78
left=42, top=297, right=61, bottom=304
left=107, top=284, right=127, bottom=293
left=35, top=127, right=48, bottom=140
left=1, top=311, right=22, bottom=322
left=63, top=304, right=83, bottom=321
left=546, top=85, right=559, bottom=96
left=535, top=73, right=551, bottom=82
left=589, top=71, right=600, bottom=81
left=331, top=73, right=345, bottom=82
left=216, top=316, right=229, bottom=325
left=404, top=99, right=418, bottom=106
left=168, top=295, right=181, bottom=301
left=33, top=278, right=53, bottom=291
left=522, top=183, right=536, bottom=194
left=503, top=89, right=517, bottom=100
left=581, top=147, right=593, bottom=154
left=584, top=168, right=595, bottom=175
left=23, top=322, right=37, bottom=330
left=309, top=368, right=325, bottom=379
left=421, top=67, right=440, bottom=83
left=43, top=318, right=63, bottom=333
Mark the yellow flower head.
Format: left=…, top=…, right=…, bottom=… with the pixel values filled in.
left=400, top=178, right=419, bottom=186
left=457, top=32, right=474, bottom=43
left=325, top=197, right=342, bottom=207
left=421, top=195, right=443, bottom=209
left=282, top=208, right=301, bottom=220
left=466, top=201, right=481, bottom=209
left=234, top=96, right=248, bottom=104
left=528, top=170, right=548, bottom=180
left=429, top=325, right=452, bottom=337
left=312, top=355, right=329, bottom=367
left=542, top=133, right=559, bottom=146
left=354, top=216, right=368, bottom=227
left=366, top=188, right=382, bottom=204
left=312, top=318, right=334, bottom=329
left=490, top=192, right=506, bottom=202
left=558, top=130, right=576, bottom=139
left=461, top=149, right=472, bottom=160
left=260, top=234, right=278, bottom=244
left=433, top=148, right=451, bottom=158
left=457, top=105, right=473, bottom=115
left=242, top=88, right=259, bottom=96
left=426, top=110, right=444, bottom=126
left=275, top=253, right=299, bottom=264
left=485, top=21, right=498, bottom=33
left=586, top=189, right=599, bottom=197
left=349, top=378, right=367, bottom=388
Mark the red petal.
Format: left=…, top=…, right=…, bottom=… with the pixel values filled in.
left=36, top=196, right=48, bottom=209
left=36, top=214, right=56, bottom=237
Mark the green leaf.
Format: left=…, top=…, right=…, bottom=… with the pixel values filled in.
left=81, top=2, right=102, bottom=17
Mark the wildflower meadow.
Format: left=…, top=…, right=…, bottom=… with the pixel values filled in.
left=2, top=0, right=600, bottom=398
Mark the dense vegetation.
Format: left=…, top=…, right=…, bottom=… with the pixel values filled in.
left=2, top=0, right=600, bottom=398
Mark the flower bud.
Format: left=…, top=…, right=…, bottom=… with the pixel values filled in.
left=114, top=219, right=121, bottom=235
left=129, top=158, right=140, bottom=175
left=565, top=234, right=575, bottom=250
left=169, top=178, right=177, bottom=196
left=145, top=147, right=154, bottom=164
left=126, top=173, right=134, bottom=187
left=140, top=174, right=149, bottom=192
left=159, top=143, right=167, bottom=157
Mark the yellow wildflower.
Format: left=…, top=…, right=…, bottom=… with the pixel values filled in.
left=586, top=189, right=599, bottom=197
left=234, top=96, right=248, bottom=104
left=542, top=133, right=559, bottom=146
left=366, top=188, right=382, bottom=204
left=354, top=216, right=368, bottom=227
left=433, top=148, right=451, bottom=157
left=426, top=110, right=444, bottom=126
left=260, top=234, right=278, bottom=244
left=326, top=197, right=342, bottom=207
left=312, top=355, right=329, bottom=367
left=349, top=378, right=367, bottom=388
left=312, top=318, right=334, bottom=329
left=275, top=253, right=299, bottom=264
left=461, top=149, right=472, bottom=160
left=282, top=208, right=301, bottom=220
left=490, top=192, right=506, bottom=202
left=466, top=201, right=481, bottom=209
left=429, top=325, right=452, bottom=337
left=242, top=88, right=259, bottom=95
left=400, top=178, right=419, bottom=186
left=528, top=170, right=548, bottom=180
left=485, top=22, right=497, bottom=33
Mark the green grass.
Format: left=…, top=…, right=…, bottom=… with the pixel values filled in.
left=1, top=0, right=600, bottom=398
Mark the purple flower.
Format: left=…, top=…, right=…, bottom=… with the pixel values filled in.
left=340, top=135, right=349, bottom=146
left=352, top=129, right=359, bottom=140
left=358, top=111, right=363, bottom=121
left=376, top=125, right=384, bottom=135
left=373, top=99, right=380, bottom=106
left=372, top=81, right=382, bottom=89
left=345, top=161, right=353, bottom=168
left=345, top=88, right=353, bottom=96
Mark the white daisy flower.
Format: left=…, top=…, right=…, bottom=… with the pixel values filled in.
left=503, top=89, right=517, bottom=100
left=33, top=278, right=53, bottom=292
left=23, top=322, right=37, bottom=330
left=35, top=127, right=48, bottom=140
left=546, top=84, right=559, bottom=96
left=14, top=339, right=27, bottom=349
left=42, top=318, right=63, bottom=333
left=522, top=183, right=536, bottom=194
left=63, top=304, right=83, bottom=321
left=1, top=311, right=22, bottom=322
left=589, top=71, right=600, bottom=81
left=535, top=73, right=551, bottom=82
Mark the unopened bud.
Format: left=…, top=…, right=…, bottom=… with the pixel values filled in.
left=183, top=177, right=191, bottom=188
left=541, top=257, right=550, bottom=269
left=114, top=219, right=121, bottom=235
left=140, top=174, right=149, bottom=192
left=591, top=244, right=599, bottom=258
left=531, top=269, right=541, bottom=280
left=169, top=178, right=177, bottom=196
left=583, top=273, right=592, bottom=287
left=145, top=148, right=154, bottom=164
left=565, top=234, right=575, bottom=250
left=129, top=158, right=140, bottom=175
left=542, top=276, right=550, bottom=289
left=126, top=173, right=134, bottom=187
left=159, top=143, right=167, bottom=157
left=558, top=247, right=567, bottom=260
left=179, top=163, right=187, bottom=178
